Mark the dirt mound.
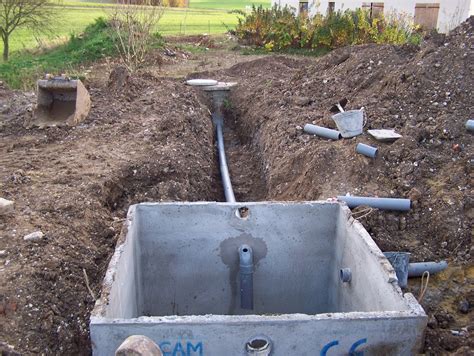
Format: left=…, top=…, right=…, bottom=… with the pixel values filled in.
left=214, top=18, right=473, bottom=354
left=0, top=70, right=218, bottom=355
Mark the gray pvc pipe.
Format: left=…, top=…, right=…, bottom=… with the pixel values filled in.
left=337, top=196, right=411, bottom=211
left=340, top=268, right=352, bottom=283
left=466, top=119, right=474, bottom=132
left=216, top=120, right=236, bottom=203
left=356, top=143, right=378, bottom=158
left=304, top=124, right=341, bottom=140
left=408, top=261, right=448, bottom=277
left=239, top=245, right=254, bottom=310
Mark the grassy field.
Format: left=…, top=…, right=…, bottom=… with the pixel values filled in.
left=188, top=0, right=269, bottom=10
left=2, top=0, right=270, bottom=56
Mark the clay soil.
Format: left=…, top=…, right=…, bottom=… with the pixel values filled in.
left=1, top=22, right=473, bottom=355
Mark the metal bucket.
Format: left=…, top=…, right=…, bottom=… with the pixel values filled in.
left=331, top=108, right=366, bottom=138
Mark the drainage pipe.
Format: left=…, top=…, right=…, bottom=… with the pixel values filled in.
left=356, top=143, right=378, bottom=158
left=239, top=244, right=254, bottom=310
left=337, top=196, right=411, bottom=211
left=215, top=117, right=236, bottom=203
left=466, top=119, right=474, bottom=132
left=408, top=261, right=448, bottom=277
left=304, top=124, right=342, bottom=140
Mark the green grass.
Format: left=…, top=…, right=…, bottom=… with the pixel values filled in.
left=188, top=0, right=269, bottom=10
left=0, top=0, right=270, bottom=88
left=0, top=18, right=118, bottom=89
left=3, top=0, right=270, bottom=56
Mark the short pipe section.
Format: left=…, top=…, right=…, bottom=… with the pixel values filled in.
left=246, top=336, right=272, bottom=355
left=408, top=261, right=448, bottom=277
left=239, top=244, right=254, bottom=310
left=304, top=124, right=341, bottom=140
left=337, top=196, right=411, bottom=211
left=466, top=119, right=474, bottom=132
left=356, top=143, right=378, bottom=158
left=340, top=268, right=352, bottom=283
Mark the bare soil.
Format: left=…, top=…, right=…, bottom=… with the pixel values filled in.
left=0, top=65, right=220, bottom=355
left=0, top=21, right=473, bottom=355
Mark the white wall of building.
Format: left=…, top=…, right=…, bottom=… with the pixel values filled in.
left=271, top=0, right=473, bottom=33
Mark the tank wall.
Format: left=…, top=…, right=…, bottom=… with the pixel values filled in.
left=135, top=202, right=340, bottom=317
left=329, top=207, right=410, bottom=312
left=104, top=215, right=141, bottom=319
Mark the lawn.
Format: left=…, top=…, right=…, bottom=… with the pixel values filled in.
left=188, top=0, right=269, bottom=10
left=2, top=0, right=270, bottom=57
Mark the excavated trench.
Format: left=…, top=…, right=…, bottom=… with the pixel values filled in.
left=98, top=97, right=267, bottom=212
left=221, top=108, right=267, bottom=202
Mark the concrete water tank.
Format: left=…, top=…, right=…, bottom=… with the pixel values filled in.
left=90, top=201, right=426, bottom=355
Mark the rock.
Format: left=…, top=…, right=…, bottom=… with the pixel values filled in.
left=0, top=250, right=6, bottom=258
left=458, top=300, right=469, bottom=314
left=23, top=231, right=44, bottom=241
left=0, top=198, right=14, bottom=215
left=399, top=217, right=407, bottom=231
left=115, top=335, right=163, bottom=356
left=293, top=96, right=312, bottom=106
left=408, top=187, right=422, bottom=202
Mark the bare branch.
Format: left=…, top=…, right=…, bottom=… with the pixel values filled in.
left=108, top=1, right=163, bottom=71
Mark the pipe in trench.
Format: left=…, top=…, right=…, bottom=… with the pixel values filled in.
left=239, top=244, right=254, bottom=310
left=213, top=113, right=236, bottom=203
left=408, top=261, right=448, bottom=277
left=337, top=195, right=411, bottom=211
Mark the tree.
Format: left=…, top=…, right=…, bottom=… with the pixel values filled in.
left=0, top=0, right=55, bottom=61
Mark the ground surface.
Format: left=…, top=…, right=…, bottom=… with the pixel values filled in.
left=0, top=22, right=473, bottom=355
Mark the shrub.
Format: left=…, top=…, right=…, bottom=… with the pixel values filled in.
left=235, top=5, right=422, bottom=52
left=108, top=1, right=164, bottom=71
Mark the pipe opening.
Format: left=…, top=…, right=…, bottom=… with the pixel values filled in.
left=248, top=339, right=268, bottom=349
left=246, top=336, right=271, bottom=354
left=236, top=206, right=250, bottom=219
left=340, top=268, right=352, bottom=283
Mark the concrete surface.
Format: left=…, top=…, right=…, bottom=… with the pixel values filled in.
left=91, top=201, right=427, bottom=355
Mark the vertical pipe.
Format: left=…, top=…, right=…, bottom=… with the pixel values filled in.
left=239, top=244, right=253, bottom=310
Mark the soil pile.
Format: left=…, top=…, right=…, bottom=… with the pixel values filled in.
left=0, top=72, right=218, bottom=354
left=217, top=17, right=473, bottom=353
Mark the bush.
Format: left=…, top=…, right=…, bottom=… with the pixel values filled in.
left=108, top=3, right=164, bottom=71
left=235, top=5, right=422, bottom=52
